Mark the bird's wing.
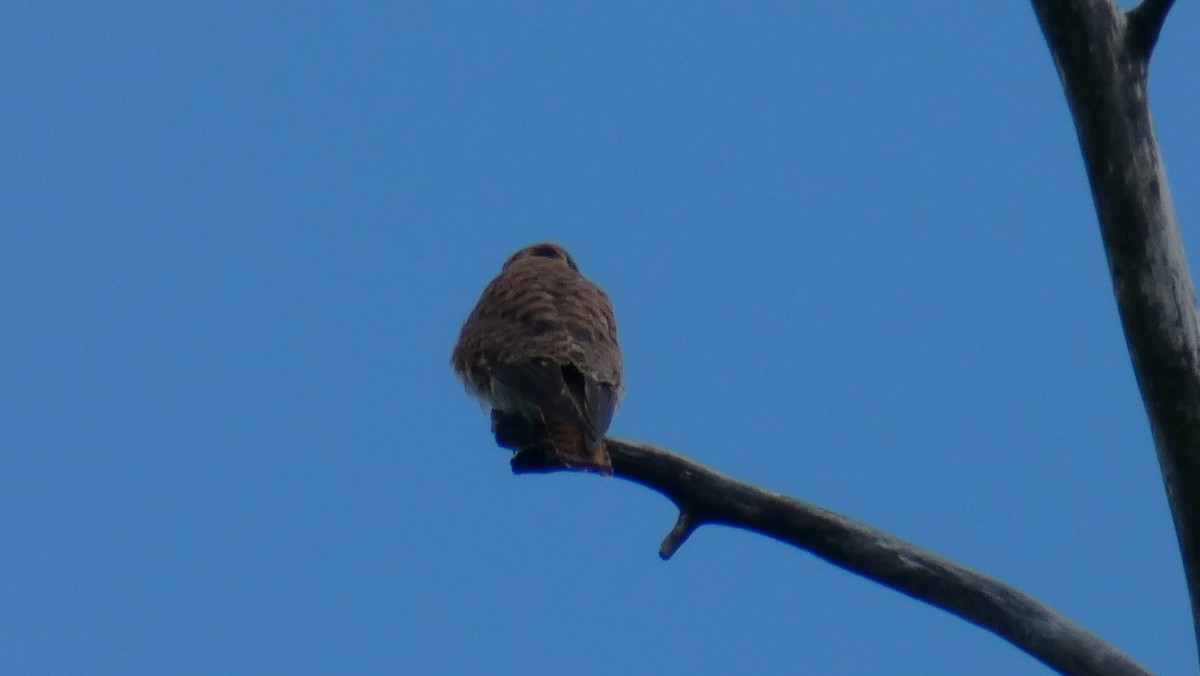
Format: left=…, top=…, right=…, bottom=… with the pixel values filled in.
left=491, top=360, right=615, bottom=438
left=583, top=376, right=617, bottom=437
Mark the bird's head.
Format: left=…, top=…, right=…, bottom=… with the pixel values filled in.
left=504, top=242, right=579, bottom=272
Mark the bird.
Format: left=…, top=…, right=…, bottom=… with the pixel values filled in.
left=451, top=242, right=623, bottom=474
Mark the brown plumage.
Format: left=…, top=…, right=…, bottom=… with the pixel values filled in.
left=451, top=242, right=623, bottom=474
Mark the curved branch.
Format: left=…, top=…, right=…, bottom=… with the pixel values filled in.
left=1032, top=0, right=1200, bottom=658
left=533, top=437, right=1144, bottom=675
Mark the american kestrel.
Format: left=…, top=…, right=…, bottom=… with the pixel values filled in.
left=452, top=242, right=623, bottom=474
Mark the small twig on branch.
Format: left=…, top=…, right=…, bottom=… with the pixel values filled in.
left=521, top=437, right=1148, bottom=675
left=659, top=510, right=701, bottom=560
left=1126, top=0, right=1175, bottom=60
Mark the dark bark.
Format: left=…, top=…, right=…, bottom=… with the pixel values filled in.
left=542, top=438, right=1147, bottom=675
left=511, top=429, right=1148, bottom=671
left=1032, top=0, right=1200, bottom=660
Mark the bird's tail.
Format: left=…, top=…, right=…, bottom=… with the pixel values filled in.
left=543, top=417, right=613, bottom=475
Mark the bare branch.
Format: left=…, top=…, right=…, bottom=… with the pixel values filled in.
left=513, top=438, right=1149, bottom=675
left=1032, top=0, right=1200, bottom=659
left=1126, top=0, right=1175, bottom=61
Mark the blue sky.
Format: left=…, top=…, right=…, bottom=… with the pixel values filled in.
left=3, top=3, right=1199, bottom=674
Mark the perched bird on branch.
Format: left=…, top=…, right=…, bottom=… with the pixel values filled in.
left=452, top=242, right=624, bottom=474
